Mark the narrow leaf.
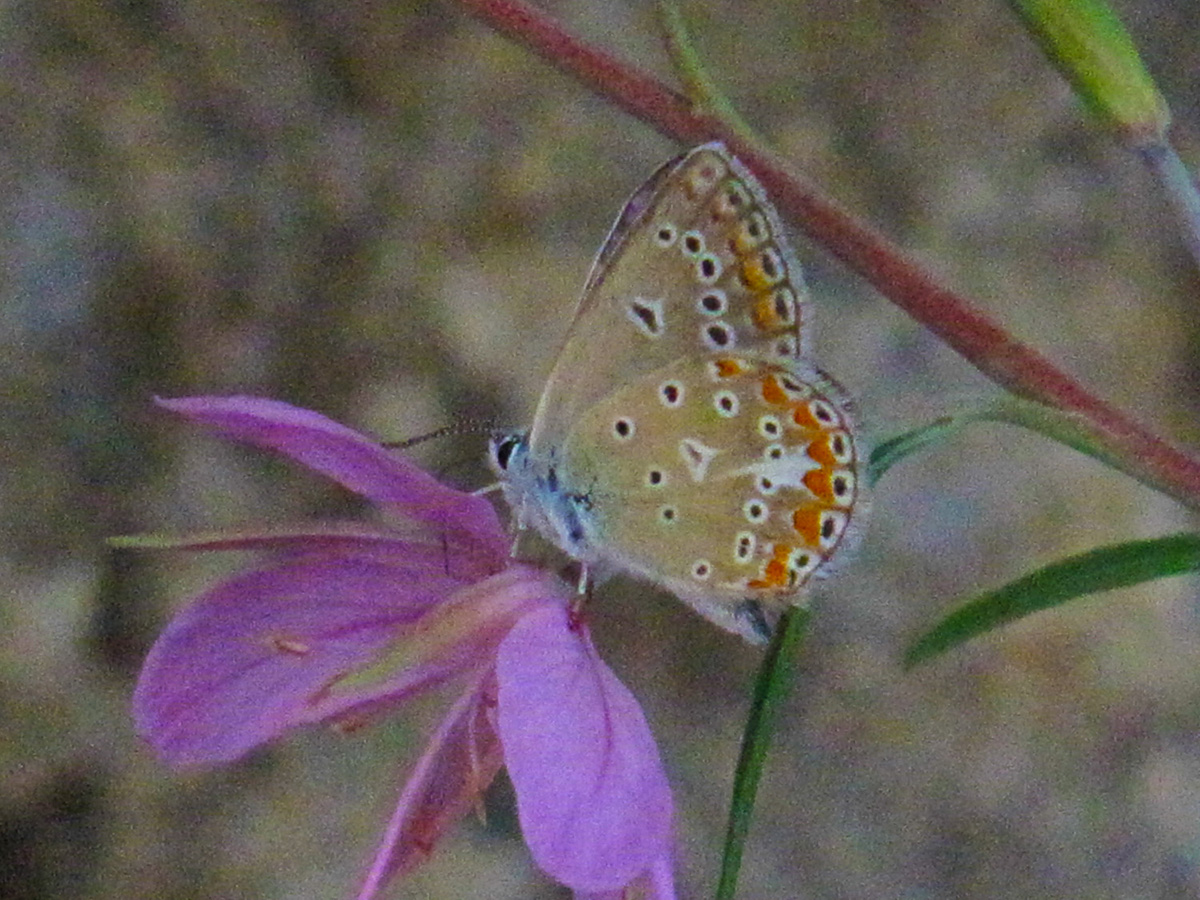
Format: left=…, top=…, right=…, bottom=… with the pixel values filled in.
left=906, top=533, right=1200, bottom=667
left=868, top=394, right=1195, bottom=507
left=867, top=416, right=965, bottom=486
left=717, top=607, right=809, bottom=900
left=1008, top=0, right=1169, bottom=145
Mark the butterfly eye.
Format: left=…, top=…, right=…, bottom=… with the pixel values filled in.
left=491, top=434, right=523, bottom=471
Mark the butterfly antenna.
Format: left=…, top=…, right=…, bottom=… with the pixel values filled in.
left=382, top=418, right=497, bottom=451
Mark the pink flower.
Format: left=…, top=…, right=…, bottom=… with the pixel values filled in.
left=131, top=396, right=675, bottom=899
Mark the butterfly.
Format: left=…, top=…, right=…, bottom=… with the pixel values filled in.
left=489, top=143, right=864, bottom=643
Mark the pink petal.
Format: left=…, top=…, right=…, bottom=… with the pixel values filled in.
left=496, top=606, right=673, bottom=892
left=356, top=674, right=504, bottom=900
left=574, top=853, right=677, bottom=900
left=156, top=396, right=507, bottom=555
left=134, top=550, right=475, bottom=766
left=119, top=523, right=498, bottom=582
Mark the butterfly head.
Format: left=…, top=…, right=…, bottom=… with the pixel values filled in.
left=488, top=429, right=601, bottom=563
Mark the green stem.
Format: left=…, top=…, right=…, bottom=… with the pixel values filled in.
left=717, top=607, right=810, bottom=900
left=655, top=0, right=758, bottom=145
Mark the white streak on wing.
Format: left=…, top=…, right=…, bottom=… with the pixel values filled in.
left=735, top=447, right=821, bottom=489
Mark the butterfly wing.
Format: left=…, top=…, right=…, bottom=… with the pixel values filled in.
left=557, top=354, right=864, bottom=641
left=527, top=143, right=812, bottom=455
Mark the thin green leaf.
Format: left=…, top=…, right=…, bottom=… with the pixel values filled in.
left=868, top=416, right=966, bottom=486
left=905, top=533, right=1200, bottom=667
left=1008, top=0, right=1169, bottom=146
left=717, top=606, right=809, bottom=900
left=868, top=394, right=1196, bottom=507
left=655, top=0, right=759, bottom=145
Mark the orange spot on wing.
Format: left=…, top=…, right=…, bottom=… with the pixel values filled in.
left=792, top=508, right=822, bottom=546
left=803, top=468, right=834, bottom=501
left=791, top=403, right=820, bottom=430
left=748, top=543, right=794, bottom=589
left=732, top=212, right=769, bottom=254
left=807, top=437, right=837, bottom=466
left=751, top=294, right=783, bottom=331
left=742, top=257, right=774, bottom=291
left=760, top=374, right=788, bottom=405
left=714, top=357, right=744, bottom=378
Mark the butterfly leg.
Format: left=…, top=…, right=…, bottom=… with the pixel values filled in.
left=735, top=599, right=774, bottom=643
left=565, top=564, right=595, bottom=631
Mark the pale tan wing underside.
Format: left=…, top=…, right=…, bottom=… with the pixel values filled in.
left=528, top=144, right=811, bottom=455
left=558, top=354, right=864, bottom=633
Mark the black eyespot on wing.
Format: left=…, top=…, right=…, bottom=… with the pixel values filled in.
left=706, top=323, right=731, bottom=347
left=629, top=300, right=662, bottom=335
left=760, top=250, right=779, bottom=280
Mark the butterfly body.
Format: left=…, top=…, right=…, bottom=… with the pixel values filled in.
left=491, top=144, right=864, bottom=642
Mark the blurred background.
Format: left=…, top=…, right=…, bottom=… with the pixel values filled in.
left=4, top=1, right=1200, bottom=897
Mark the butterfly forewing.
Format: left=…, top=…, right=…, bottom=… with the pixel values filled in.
left=527, top=144, right=811, bottom=454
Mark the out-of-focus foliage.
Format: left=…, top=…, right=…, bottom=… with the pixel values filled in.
left=4, top=1, right=1200, bottom=898
left=1008, top=0, right=1170, bottom=144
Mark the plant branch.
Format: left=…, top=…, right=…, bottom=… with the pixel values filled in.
left=451, top=0, right=1200, bottom=509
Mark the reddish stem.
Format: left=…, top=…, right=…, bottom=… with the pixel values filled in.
left=453, top=0, right=1200, bottom=508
